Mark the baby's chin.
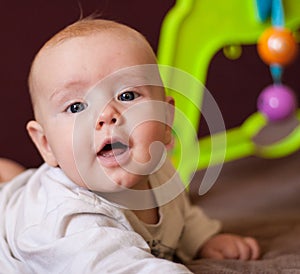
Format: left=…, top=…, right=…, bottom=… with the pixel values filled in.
left=79, top=169, right=142, bottom=193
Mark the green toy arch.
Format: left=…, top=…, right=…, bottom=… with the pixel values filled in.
left=157, top=0, right=300, bottom=184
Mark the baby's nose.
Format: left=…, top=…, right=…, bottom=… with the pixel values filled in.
left=96, top=106, right=120, bottom=129
left=98, top=117, right=117, bottom=127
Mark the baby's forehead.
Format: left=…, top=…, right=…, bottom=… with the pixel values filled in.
left=37, top=27, right=152, bottom=69
left=43, top=31, right=123, bottom=53
left=29, top=22, right=158, bottom=112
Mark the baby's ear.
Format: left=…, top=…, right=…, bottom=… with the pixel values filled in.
left=26, top=120, right=58, bottom=167
left=164, top=96, right=175, bottom=149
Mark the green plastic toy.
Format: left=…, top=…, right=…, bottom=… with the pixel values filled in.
left=157, top=0, right=300, bottom=185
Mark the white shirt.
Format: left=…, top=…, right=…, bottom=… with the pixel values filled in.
left=0, top=162, right=220, bottom=273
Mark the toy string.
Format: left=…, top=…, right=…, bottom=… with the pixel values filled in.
left=270, top=0, right=284, bottom=84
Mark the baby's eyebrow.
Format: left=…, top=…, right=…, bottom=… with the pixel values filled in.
left=115, top=73, right=153, bottom=87
left=50, top=80, right=89, bottom=103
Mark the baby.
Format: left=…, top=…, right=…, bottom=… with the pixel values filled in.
left=0, top=158, right=24, bottom=182
left=0, top=19, right=259, bottom=273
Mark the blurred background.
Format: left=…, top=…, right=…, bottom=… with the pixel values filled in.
left=1, top=0, right=299, bottom=168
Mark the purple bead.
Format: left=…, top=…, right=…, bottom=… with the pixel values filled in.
left=257, top=84, right=297, bottom=121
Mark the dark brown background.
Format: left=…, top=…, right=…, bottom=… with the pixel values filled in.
left=1, top=0, right=299, bottom=168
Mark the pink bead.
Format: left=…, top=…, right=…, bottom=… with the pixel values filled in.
left=257, top=84, right=297, bottom=121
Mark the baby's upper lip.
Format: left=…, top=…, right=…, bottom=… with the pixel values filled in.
left=97, top=137, right=129, bottom=155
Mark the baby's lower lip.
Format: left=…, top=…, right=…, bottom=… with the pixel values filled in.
left=97, top=147, right=130, bottom=167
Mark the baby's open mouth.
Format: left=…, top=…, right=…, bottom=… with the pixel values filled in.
left=98, top=141, right=128, bottom=158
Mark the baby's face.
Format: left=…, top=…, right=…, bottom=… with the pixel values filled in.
left=28, top=30, right=173, bottom=192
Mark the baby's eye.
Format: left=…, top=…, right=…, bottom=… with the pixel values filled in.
left=118, top=91, right=140, bottom=101
left=67, top=102, right=88, bottom=113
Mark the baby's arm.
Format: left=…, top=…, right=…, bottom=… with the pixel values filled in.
left=14, top=210, right=192, bottom=273
left=198, top=233, right=260, bottom=260
left=0, top=158, right=25, bottom=182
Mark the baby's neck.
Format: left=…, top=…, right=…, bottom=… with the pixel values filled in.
left=132, top=180, right=159, bottom=225
left=133, top=207, right=159, bottom=225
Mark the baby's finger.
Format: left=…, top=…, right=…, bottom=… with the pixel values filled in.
left=235, top=238, right=252, bottom=260
left=244, top=237, right=260, bottom=260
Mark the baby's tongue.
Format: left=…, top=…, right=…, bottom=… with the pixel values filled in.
left=101, top=147, right=125, bottom=157
left=100, top=142, right=127, bottom=157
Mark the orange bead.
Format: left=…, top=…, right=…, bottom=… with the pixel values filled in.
left=257, top=27, right=298, bottom=66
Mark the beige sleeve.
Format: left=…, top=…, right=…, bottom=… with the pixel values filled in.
left=176, top=192, right=221, bottom=262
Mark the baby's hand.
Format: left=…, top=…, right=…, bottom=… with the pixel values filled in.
left=199, top=233, right=260, bottom=260
left=0, top=158, right=24, bottom=183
